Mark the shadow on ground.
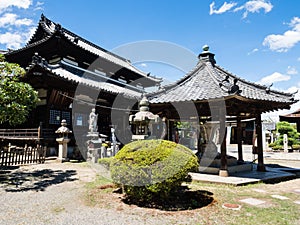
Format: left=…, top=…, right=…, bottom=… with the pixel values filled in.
left=121, top=187, right=215, bottom=211
left=0, top=167, right=77, bottom=192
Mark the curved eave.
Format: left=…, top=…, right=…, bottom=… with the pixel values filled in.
left=27, top=64, right=141, bottom=100
left=5, top=35, right=52, bottom=56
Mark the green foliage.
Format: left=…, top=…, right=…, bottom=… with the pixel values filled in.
left=268, top=142, right=276, bottom=148
left=270, top=121, right=300, bottom=148
left=0, top=54, right=39, bottom=126
left=98, top=157, right=115, bottom=170
left=292, top=144, right=300, bottom=150
left=110, top=139, right=199, bottom=201
left=271, top=145, right=283, bottom=151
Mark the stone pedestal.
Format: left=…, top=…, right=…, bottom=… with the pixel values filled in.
left=86, top=132, right=102, bottom=163
left=219, top=169, right=229, bottom=177
left=283, top=134, right=288, bottom=153
left=56, top=137, right=70, bottom=162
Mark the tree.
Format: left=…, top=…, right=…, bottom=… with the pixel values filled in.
left=0, top=54, right=39, bottom=126
left=274, top=121, right=300, bottom=147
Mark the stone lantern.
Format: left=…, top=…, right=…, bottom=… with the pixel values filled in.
left=129, top=96, right=160, bottom=140
left=55, top=119, right=72, bottom=162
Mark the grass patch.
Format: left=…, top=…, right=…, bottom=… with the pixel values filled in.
left=84, top=175, right=116, bottom=207
left=83, top=177, right=300, bottom=224
left=51, top=206, right=65, bottom=214
left=190, top=181, right=300, bottom=225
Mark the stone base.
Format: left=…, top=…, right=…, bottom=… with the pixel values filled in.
left=219, top=170, right=229, bottom=177
left=56, top=158, right=70, bottom=163
left=200, top=157, right=237, bottom=167
left=87, top=132, right=99, bottom=138
left=199, top=163, right=253, bottom=175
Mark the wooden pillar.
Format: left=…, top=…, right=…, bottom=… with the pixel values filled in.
left=256, top=114, right=266, bottom=172
left=237, top=117, right=243, bottom=163
left=219, top=107, right=228, bottom=177
left=168, top=120, right=174, bottom=141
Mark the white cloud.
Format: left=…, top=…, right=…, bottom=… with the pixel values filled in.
left=210, top=0, right=273, bottom=18
left=0, top=0, right=32, bottom=13
left=0, top=32, right=23, bottom=49
left=237, top=0, right=273, bottom=19
left=34, top=1, right=44, bottom=11
left=263, top=17, right=300, bottom=52
left=258, top=72, right=291, bottom=85
left=247, top=48, right=259, bottom=55
left=287, top=66, right=298, bottom=75
left=36, top=1, right=44, bottom=7
left=209, top=1, right=237, bottom=15
left=0, top=27, right=35, bottom=49
left=298, top=57, right=300, bottom=62
left=0, top=13, right=32, bottom=28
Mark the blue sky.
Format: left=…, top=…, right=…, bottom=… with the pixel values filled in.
left=1, top=0, right=300, bottom=119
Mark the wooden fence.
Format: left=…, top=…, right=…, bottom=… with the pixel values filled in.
left=0, top=145, right=46, bottom=167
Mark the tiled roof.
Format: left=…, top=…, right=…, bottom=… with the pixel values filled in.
left=25, top=14, right=161, bottom=84
left=28, top=59, right=142, bottom=99
left=149, top=48, right=296, bottom=107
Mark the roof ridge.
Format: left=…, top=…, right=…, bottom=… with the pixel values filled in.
left=61, top=28, right=129, bottom=63
left=26, top=14, right=53, bottom=46
left=203, top=61, right=229, bottom=93
left=148, top=61, right=205, bottom=97
left=215, top=64, right=294, bottom=97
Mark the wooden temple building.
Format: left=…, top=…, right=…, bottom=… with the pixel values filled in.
left=2, top=14, right=161, bottom=149
left=148, top=45, right=297, bottom=176
left=1, top=14, right=297, bottom=175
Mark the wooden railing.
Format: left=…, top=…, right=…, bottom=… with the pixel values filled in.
left=0, top=128, right=55, bottom=141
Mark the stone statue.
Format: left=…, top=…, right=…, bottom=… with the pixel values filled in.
left=89, top=108, right=98, bottom=133
left=111, top=127, right=116, bottom=144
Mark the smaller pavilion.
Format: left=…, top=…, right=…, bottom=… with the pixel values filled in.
left=148, top=45, right=297, bottom=176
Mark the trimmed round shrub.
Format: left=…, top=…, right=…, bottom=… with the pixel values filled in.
left=110, top=139, right=199, bottom=201
left=98, top=157, right=115, bottom=170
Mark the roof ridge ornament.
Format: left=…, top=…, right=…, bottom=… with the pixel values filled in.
left=198, top=44, right=216, bottom=65
left=219, top=76, right=242, bottom=95
left=30, top=52, right=48, bottom=68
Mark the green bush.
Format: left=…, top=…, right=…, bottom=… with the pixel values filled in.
left=292, top=144, right=300, bottom=150
left=98, top=157, right=116, bottom=170
left=268, top=142, right=276, bottom=148
left=274, top=121, right=300, bottom=147
left=272, top=145, right=283, bottom=151
left=110, top=139, right=199, bottom=201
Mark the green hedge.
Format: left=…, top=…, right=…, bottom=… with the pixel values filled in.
left=109, top=139, right=199, bottom=201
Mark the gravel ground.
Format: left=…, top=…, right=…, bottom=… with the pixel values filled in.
left=0, top=152, right=299, bottom=225
left=0, top=161, right=203, bottom=225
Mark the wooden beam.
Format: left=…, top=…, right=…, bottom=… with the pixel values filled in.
left=256, top=114, right=266, bottom=172
left=237, top=117, right=243, bottom=163
left=219, top=107, right=228, bottom=177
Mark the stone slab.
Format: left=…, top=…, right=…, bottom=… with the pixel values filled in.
left=271, top=195, right=289, bottom=200
left=294, top=189, right=300, bottom=194
left=252, top=188, right=267, bottom=193
left=239, top=198, right=266, bottom=206
left=190, top=165, right=295, bottom=186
